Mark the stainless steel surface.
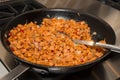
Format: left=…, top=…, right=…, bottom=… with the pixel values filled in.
left=0, top=64, right=29, bottom=80
left=0, top=60, right=9, bottom=78
left=96, top=42, right=120, bottom=53
left=73, top=40, right=120, bottom=53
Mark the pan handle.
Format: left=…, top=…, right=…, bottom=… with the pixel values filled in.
left=0, top=63, right=29, bottom=80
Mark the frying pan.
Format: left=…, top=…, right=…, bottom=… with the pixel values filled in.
left=0, top=8, right=116, bottom=80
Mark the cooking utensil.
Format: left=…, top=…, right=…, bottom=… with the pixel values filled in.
left=0, top=8, right=116, bottom=80
left=73, top=40, right=120, bottom=53
left=58, top=31, right=120, bottom=53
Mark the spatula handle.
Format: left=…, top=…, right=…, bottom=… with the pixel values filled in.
left=96, top=42, right=120, bottom=53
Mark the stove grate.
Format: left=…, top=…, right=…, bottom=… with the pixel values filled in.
left=0, top=0, right=45, bottom=30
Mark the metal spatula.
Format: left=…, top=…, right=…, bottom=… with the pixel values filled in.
left=58, top=31, right=120, bottom=53
left=73, top=40, right=120, bottom=53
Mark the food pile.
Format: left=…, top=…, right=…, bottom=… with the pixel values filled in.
left=8, top=18, right=105, bottom=66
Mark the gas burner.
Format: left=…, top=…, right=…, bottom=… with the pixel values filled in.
left=0, top=0, right=45, bottom=30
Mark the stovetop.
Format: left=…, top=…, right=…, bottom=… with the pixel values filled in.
left=0, top=0, right=120, bottom=80
left=0, top=0, right=45, bottom=30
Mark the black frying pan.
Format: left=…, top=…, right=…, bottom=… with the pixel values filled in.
left=0, top=8, right=116, bottom=80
